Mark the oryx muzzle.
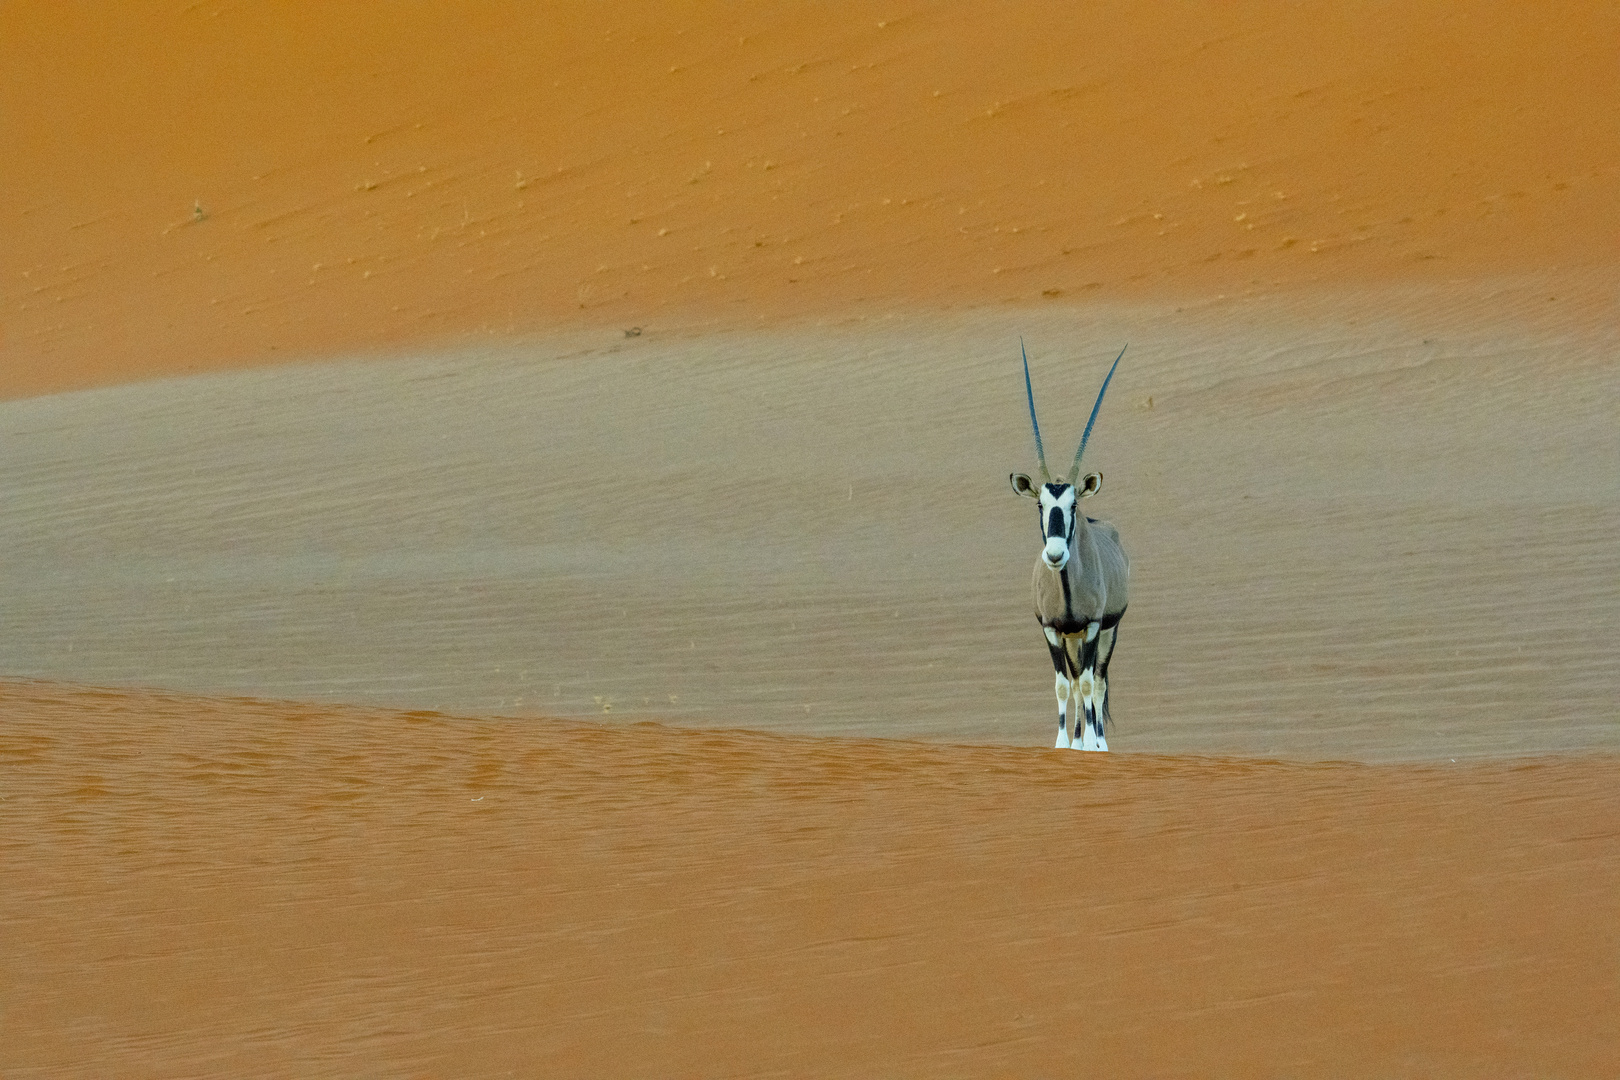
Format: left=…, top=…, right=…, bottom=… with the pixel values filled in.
left=1009, top=342, right=1131, bottom=752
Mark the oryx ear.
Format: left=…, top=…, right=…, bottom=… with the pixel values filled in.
left=1077, top=471, right=1102, bottom=498
left=1010, top=473, right=1040, bottom=498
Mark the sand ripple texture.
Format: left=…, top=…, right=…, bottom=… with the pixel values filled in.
left=3, top=680, right=1617, bottom=1077
left=3, top=289, right=1617, bottom=758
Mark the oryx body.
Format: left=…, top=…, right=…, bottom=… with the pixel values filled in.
left=1010, top=344, right=1129, bottom=751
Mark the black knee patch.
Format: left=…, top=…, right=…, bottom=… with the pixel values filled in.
left=1047, top=640, right=1069, bottom=675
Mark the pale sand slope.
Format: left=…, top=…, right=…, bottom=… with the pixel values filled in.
left=4, top=279, right=1615, bottom=759
left=4, top=683, right=1617, bottom=1077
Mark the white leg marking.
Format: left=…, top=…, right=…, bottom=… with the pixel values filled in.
left=1044, top=626, right=1061, bottom=648
left=1085, top=621, right=1099, bottom=642
left=1077, top=666, right=1104, bottom=751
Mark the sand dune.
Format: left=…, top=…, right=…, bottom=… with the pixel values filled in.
left=4, top=284, right=1616, bottom=758
left=3, top=1, right=1618, bottom=1075
left=4, top=1, right=1617, bottom=397
left=5, top=682, right=1617, bottom=1077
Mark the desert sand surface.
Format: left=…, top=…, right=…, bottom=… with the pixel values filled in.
left=4, top=1, right=1619, bottom=1075
left=3, top=0, right=1617, bottom=397
left=4, top=289, right=1618, bottom=759
left=5, top=682, right=1618, bottom=1077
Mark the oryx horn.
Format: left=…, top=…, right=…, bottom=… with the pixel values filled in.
left=1066, top=344, right=1127, bottom=484
left=1021, top=337, right=1052, bottom=482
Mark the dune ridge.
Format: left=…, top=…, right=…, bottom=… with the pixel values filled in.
left=4, top=679, right=1617, bottom=1077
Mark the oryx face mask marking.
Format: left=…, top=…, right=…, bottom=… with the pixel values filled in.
left=1038, top=483, right=1076, bottom=569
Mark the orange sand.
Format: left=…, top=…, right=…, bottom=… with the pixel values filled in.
left=5, top=681, right=1618, bottom=1077
left=4, top=3, right=1619, bottom=1075
left=4, top=0, right=1617, bottom=397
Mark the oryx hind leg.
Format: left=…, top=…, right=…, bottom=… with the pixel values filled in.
left=1096, top=620, right=1120, bottom=738
left=1075, top=622, right=1107, bottom=751
left=1044, top=626, right=1074, bottom=748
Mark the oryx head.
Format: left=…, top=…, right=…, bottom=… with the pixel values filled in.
left=1010, top=341, right=1124, bottom=571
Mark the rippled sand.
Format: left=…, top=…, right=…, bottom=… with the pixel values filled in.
left=4, top=289, right=1617, bottom=757
left=4, top=1, right=1618, bottom=1075
left=4, top=681, right=1617, bottom=1076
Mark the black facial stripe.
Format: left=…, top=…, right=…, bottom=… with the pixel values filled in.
left=1042, top=484, right=1075, bottom=541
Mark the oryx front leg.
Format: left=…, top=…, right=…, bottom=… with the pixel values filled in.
left=1044, top=626, right=1073, bottom=748
left=1075, top=622, right=1107, bottom=751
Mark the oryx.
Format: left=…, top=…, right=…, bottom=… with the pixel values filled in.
left=1010, top=343, right=1129, bottom=751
